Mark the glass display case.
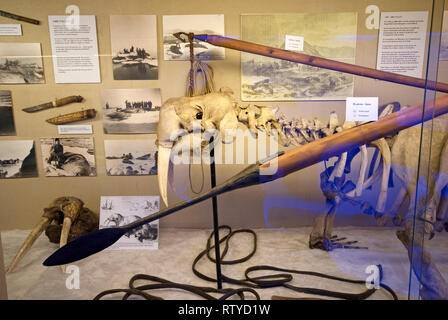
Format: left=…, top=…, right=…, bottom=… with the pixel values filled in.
left=0, top=0, right=447, bottom=301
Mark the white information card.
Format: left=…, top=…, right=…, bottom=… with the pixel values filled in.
left=0, top=24, right=22, bottom=36
left=346, top=97, right=378, bottom=122
left=376, top=11, right=428, bottom=78
left=58, top=125, right=93, bottom=135
left=48, top=15, right=101, bottom=83
left=285, top=35, right=304, bottom=52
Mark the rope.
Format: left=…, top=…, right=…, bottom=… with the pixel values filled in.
left=94, top=226, right=398, bottom=300
left=189, top=157, right=205, bottom=195
left=179, top=32, right=217, bottom=195
left=184, top=32, right=216, bottom=97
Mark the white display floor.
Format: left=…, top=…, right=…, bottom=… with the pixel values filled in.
left=2, top=226, right=448, bottom=300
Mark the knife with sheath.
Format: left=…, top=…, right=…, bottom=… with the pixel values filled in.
left=22, top=95, right=84, bottom=113
left=46, top=109, right=97, bottom=125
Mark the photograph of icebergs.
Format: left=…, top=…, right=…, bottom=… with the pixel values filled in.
left=0, top=140, right=38, bottom=179
left=104, top=139, right=158, bottom=176
left=0, top=43, right=44, bottom=84
left=163, top=14, right=225, bottom=61
left=110, top=15, right=158, bottom=80
left=102, top=88, right=161, bottom=134
left=241, top=13, right=357, bottom=101
left=0, top=90, right=16, bottom=136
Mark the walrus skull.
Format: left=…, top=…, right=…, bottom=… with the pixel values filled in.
left=157, top=87, right=287, bottom=206
left=6, top=197, right=98, bottom=273
left=157, top=88, right=242, bottom=206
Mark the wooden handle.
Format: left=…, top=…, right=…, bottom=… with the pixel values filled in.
left=194, top=35, right=448, bottom=93
left=262, top=94, right=448, bottom=177
left=54, top=95, right=83, bottom=107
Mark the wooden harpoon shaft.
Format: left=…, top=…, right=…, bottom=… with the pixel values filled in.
left=193, top=35, right=448, bottom=94
left=261, top=94, right=448, bottom=178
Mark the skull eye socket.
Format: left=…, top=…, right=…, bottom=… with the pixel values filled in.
left=196, top=112, right=203, bottom=120
left=56, top=211, right=64, bottom=224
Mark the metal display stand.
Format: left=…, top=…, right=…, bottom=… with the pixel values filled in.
left=208, top=136, right=223, bottom=289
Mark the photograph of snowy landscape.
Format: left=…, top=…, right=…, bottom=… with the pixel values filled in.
left=104, top=139, right=158, bottom=176
left=163, top=14, right=225, bottom=61
left=0, top=43, right=44, bottom=84
left=241, top=13, right=357, bottom=101
left=110, top=15, right=158, bottom=80
left=101, top=88, right=161, bottom=134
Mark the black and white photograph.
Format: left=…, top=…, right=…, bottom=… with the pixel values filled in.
left=40, top=137, right=96, bottom=177
left=100, top=196, right=159, bottom=250
left=163, top=14, right=225, bottom=61
left=0, top=140, right=38, bottom=179
left=110, top=15, right=158, bottom=80
left=0, top=90, right=16, bottom=136
left=241, top=13, right=357, bottom=101
left=102, top=88, right=161, bottom=134
left=105, top=139, right=158, bottom=176
left=0, top=43, right=44, bottom=84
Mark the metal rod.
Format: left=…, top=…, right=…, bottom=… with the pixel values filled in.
left=209, top=136, right=223, bottom=289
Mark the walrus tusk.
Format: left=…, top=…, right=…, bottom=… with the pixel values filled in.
left=59, top=217, right=73, bottom=272
left=6, top=217, right=52, bottom=274
left=157, top=145, right=173, bottom=207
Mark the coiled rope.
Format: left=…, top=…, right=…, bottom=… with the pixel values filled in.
left=94, top=226, right=397, bottom=300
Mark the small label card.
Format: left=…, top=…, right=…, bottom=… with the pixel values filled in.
left=0, top=24, right=22, bottom=36
left=58, top=125, right=93, bottom=135
left=285, top=35, right=304, bottom=51
left=346, top=97, right=378, bottom=122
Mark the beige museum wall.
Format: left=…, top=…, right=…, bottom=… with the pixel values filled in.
left=0, top=236, right=7, bottom=299
left=0, top=0, right=445, bottom=231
